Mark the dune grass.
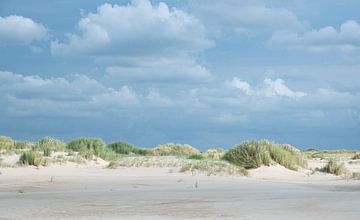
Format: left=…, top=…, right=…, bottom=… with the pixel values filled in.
left=188, top=154, right=204, bottom=160
left=66, top=138, right=117, bottom=161
left=352, top=172, right=360, bottom=180
left=33, top=137, right=66, bottom=154
left=320, top=159, right=347, bottom=176
left=201, top=148, right=226, bottom=160
left=19, top=151, right=43, bottom=166
left=107, top=141, right=149, bottom=155
left=151, top=143, right=200, bottom=156
left=107, top=155, right=248, bottom=176
left=352, top=154, right=360, bottom=160
left=224, top=140, right=307, bottom=170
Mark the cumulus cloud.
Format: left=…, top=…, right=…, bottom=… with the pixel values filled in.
left=51, top=0, right=212, bottom=56
left=227, top=77, right=306, bottom=98
left=0, top=71, right=139, bottom=116
left=50, top=0, right=213, bottom=81
left=227, top=77, right=253, bottom=95
left=0, top=15, right=47, bottom=46
left=269, top=20, right=360, bottom=53
left=263, top=78, right=306, bottom=98
left=189, top=0, right=305, bottom=35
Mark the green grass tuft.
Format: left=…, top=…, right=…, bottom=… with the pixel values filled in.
left=188, top=154, right=204, bottom=160
left=224, top=140, right=307, bottom=170
left=107, top=141, right=148, bottom=155
left=352, top=154, right=360, bottom=160
left=320, top=159, right=347, bottom=176
left=19, top=151, right=43, bottom=166
left=151, top=143, right=200, bottom=157
left=66, top=138, right=116, bottom=161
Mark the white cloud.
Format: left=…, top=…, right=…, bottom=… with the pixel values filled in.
left=227, top=77, right=253, bottom=95
left=227, top=77, right=306, bottom=98
left=189, top=0, right=305, bottom=35
left=0, top=15, right=47, bottom=46
left=50, top=0, right=213, bottom=82
left=147, top=89, right=174, bottom=107
left=263, top=78, right=306, bottom=98
left=0, top=71, right=139, bottom=116
left=269, top=20, right=360, bottom=53
left=51, top=0, right=212, bottom=56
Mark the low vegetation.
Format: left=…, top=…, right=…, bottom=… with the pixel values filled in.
left=352, top=154, right=360, bottom=160
left=66, top=138, right=117, bottom=161
left=224, top=140, right=307, bottom=170
left=107, top=156, right=248, bottom=176
left=201, top=148, right=226, bottom=160
left=19, top=151, right=43, bottom=166
left=320, top=159, right=347, bottom=176
left=151, top=143, right=200, bottom=156
left=107, top=141, right=148, bottom=155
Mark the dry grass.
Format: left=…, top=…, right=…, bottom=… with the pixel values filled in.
left=201, top=148, right=226, bottom=160
left=320, top=159, right=347, bottom=176
left=151, top=143, right=200, bottom=156
left=107, top=156, right=248, bottom=176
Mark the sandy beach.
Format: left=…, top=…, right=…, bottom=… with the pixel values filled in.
left=1, top=163, right=359, bottom=220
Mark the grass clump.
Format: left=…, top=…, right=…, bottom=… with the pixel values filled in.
left=0, top=136, right=15, bottom=150
left=320, top=159, right=347, bottom=176
left=33, top=137, right=66, bottom=154
left=66, top=138, right=116, bottom=161
left=19, top=151, right=43, bottom=166
left=107, top=141, right=148, bottom=155
left=351, top=172, right=360, bottom=180
left=201, top=148, right=226, bottom=160
left=180, top=160, right=248, bottom=176
left=224, top=140, right=307, bottom=170
left=151, top=143, right=200, bottom=157
left=352, top=154, right=360, bottom=160
left=188, top=154, right=204, bottom=160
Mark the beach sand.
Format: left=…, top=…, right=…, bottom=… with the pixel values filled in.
left=1, top=163, right=359, bottom=220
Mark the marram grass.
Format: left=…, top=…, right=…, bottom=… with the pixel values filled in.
left=320, top=159, right=347, bottom=176
left=224, top=140, right=308, bottom=170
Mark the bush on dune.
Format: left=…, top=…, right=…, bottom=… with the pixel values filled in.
left=19, top=151, right=43, bottom=166
left=107, top=141, right=149, bottom=155
left=224, top=140, right=308, bottom=170
left=201, top=149, right=226, bottom=160
left=66, top=138, right=116, bottom=161
left=33, top=137, right=66, bottom=153
left=151, top=143, right=200, bottom=157
left=0, top=136, right=34, bottom=151
left=320, top=159, right=346, bottom=176
left=352, top=154, right=360, bottom=160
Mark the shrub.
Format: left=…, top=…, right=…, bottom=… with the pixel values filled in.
left=66, top=138, right=116, bottom=161
left=43, top=147, right=52, bottom=157
left=19, top=151, right=43, bottom=166
left=320, top=159, right=346, bottom=176
left=34, top=137, right=66, bottom=152
left=201, top=149, right=226, bottom=160
left=352, top=172, right=360, bottom=180
left=352, top=154, right=360, bottom=160
left=224, top=140, right=271, bottom=169
left=224, top=140, right=307, bottom=170
left=107, top=141, right=148, bottom=155
left=188, top=154, right=204, bottom=160
left=0, top=136, right=15, bottom=150
left=151, top=143, right=200, bottom=157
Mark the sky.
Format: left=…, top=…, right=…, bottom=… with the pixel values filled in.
left=0, top=0, right=360, bottom=150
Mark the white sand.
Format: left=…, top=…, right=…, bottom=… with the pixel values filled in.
left=1, top=162, right=360, bottom=220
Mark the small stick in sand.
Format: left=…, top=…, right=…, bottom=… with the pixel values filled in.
left=195, top=181, right=198, bottom=189
left=50, top=176, right=55, bottom=183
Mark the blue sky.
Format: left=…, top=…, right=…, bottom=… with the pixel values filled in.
left=1, top=0, right=360, bottom=150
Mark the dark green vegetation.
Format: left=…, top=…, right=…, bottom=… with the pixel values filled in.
left=224, top=140, right=308, bottom=170
left=107, top=141, right=148, bottom=155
